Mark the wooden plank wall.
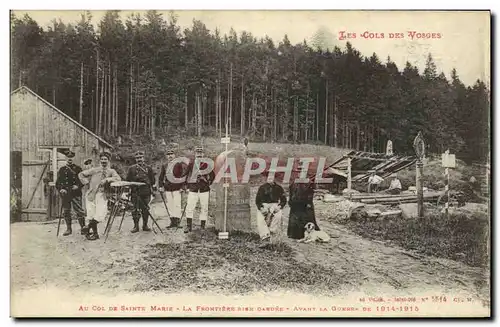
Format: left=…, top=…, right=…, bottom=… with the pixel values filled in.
left=11, top=89, right=112, bottom=221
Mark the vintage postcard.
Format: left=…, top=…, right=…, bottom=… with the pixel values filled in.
left=10, top=9, right=491, bottom=318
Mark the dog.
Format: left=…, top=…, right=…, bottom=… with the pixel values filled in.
left=298, top=222, right=331, bottom=243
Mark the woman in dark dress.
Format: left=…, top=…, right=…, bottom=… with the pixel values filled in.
left=287, top=177, right=320, bottom=240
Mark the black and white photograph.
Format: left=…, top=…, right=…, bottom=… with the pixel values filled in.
left=9, top=9, right=491, bottom=318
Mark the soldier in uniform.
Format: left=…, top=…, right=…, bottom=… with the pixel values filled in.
left=78, top=151, right=121, bottom=240
left=126, top=150, right=157, bottom=233
left=255, top=168, right=287, bottom=246
left=55, top=151, right=86, bottom=236
left=158, top=147, right=187, bottom=229
left=184, top=146, right=215, bottom=233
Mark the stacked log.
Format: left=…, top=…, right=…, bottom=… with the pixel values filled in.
left=347, top=192, right=441, bottom=205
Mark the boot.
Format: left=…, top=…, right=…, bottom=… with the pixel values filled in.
left=86, top=219, right=99, bottom=241
left=142, top=214, right=151, bottom=232
left=63, top=218, right=72, bottom=236
left=200, top=220, right=206, bottom=230
left=184, top=218, right=192, bottom=233
left=131, top=217, right=140, bottom=233
left=166, top=217, right=176, bottom=229
left=78, top=218, right=86, bottom=235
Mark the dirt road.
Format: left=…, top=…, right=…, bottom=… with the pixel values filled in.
left=10, top=189, right=490, bottom=316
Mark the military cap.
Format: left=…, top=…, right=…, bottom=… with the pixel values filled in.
left=166, top=149, right=174, bottom=155
left=99, top=152, right=111, bottom=160
left=83, top=158, right=93, bottom=165
left=65, top=150, right=75, bottom=158
left=134, top=150, right=145, bottom=158
left=195, top=146, right=204, bottom=153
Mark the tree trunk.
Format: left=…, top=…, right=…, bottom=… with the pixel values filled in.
left=273, top=88, right=277, bottom=141
left=324, top=80, right=329, bottom=144
left=184, top=91, right=188, bottom=129
left=316, top=92, right=319, bottom=141
left=334, top=95, right=338, bottom=147
left=197, top=91, right=202, bottom=138
left=264, top=85, right=268, bottom=142
left=240, top=78, right=245, bottom=136
left=293, top=95, right=298, bottom=143
left=98, top=69, right=104, bottom=136
left=151, top=98, right=156, bottom=140
left=95, top=50, right=99, bottom=133
left=215, top=75, right=219, bottom=137
left=79, top=62, right=84, bottom=124
left=229, top=63, right=233, bottom=136
left=114, top=66, right=118, bottom=137
left=111, top=64, right=115, bottom=137
left=107, top=62, right=111, bottom=136
left=251, top=93, right=257, bottom=137
left=356, top=121, right=360, bottom=150
left=305, top=88, right=309, bottom=143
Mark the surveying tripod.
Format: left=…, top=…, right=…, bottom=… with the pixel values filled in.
left=102, top=181, right=164, bottom=243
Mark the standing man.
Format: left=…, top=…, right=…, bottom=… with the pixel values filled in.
left=56, top=151, right=85, bottom=236
left=158, top=147, right=187, bottom=229
left=78, top=152, right=121, bottom=240
left=367, top=170, right=384, bottom=193
left=184, top=146, right=215, bottom=233
left=126, top=150, right=157, bottom=233
left=255, top=168, right=287, bottom=246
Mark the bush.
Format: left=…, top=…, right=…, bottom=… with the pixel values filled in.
left=342, top=210, right=489, bottom=267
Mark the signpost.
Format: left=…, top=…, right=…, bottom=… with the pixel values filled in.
left=413, top=132, right=425, bottom=218
left=442, top=149, right=456, bottom=217
left=218, top=124, right=230, bottom=240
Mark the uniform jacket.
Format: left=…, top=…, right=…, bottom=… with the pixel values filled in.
left=126, top=163, right=156, bottom=195
left=56, top=163, right=84, bottom=197
left=158, top=161, right=187, bottom=192
left=78, top=166, right=121, bottom=202
left=185, top=160, right=215, bottom=193
left=256, top=182, right=287, bottom=210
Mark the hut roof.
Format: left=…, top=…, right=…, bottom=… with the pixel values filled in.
left=11, top=86, right=113, bottom=149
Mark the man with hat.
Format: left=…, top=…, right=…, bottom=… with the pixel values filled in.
left=367, top=170, right=384, bottom=193
left=78, top=151, right=121, bottom=240
left=184, top=146, right=215, bottom=233
left=56, top=150, right=86, bottom=236
left=126, top=150, right=157, bottom=233
left=385, top=173, right=402, bottom=195
left=255, top=167, right=287, bottom=246
left=158, top=147, right=187, bottom=229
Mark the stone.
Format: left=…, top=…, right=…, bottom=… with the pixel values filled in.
left=213, top=148, right=252, bottom=233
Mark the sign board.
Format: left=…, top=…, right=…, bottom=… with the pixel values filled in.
left=442, top=152, right=456, bottom=168
left=221, top=137, right=231, bottom=144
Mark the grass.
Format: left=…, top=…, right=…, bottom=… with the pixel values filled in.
left=338, top=210, right=490, bottom=268
left=129, top=228, right=349, bottom=295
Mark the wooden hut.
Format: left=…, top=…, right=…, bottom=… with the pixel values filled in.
left=10, top=86, right=113, bottom=222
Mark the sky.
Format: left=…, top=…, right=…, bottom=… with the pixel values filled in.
left=12, top=10, right=490, bottom=87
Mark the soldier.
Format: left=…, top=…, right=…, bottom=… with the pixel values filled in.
left=158, top=148, right=187, bottom=229
left=184, top=146, right=215, bottom=233
left=126, top=150, right=157, bottom=233
left=55, top=151, right=86, bottom=236
left=255, top=168, right=287, bottom=246
left=78, top=152, right=121, bottom=240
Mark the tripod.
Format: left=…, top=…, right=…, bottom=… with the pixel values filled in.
left=103, top=182, right=164, bottom=243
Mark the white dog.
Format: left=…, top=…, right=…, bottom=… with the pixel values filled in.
left=297, top=222, right=331, bottom=243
